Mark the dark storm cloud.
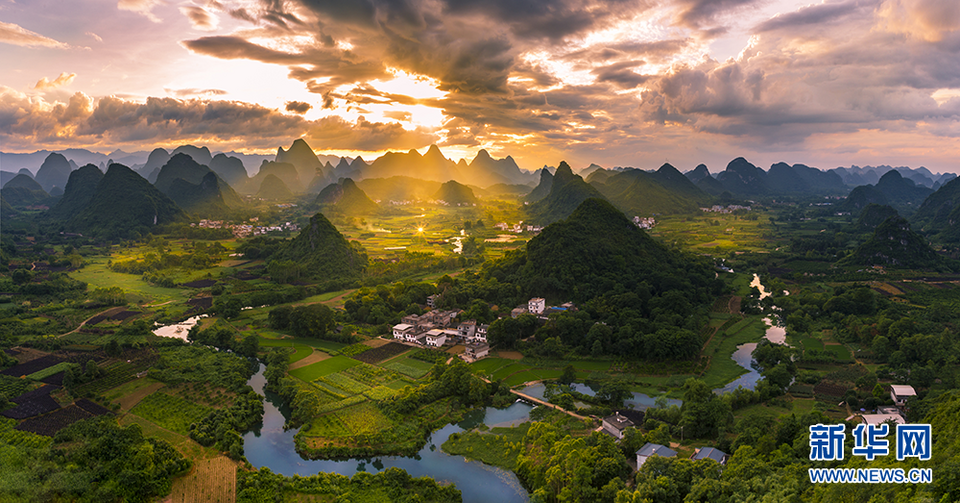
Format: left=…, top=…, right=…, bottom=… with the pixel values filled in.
left=285, top=100, right=313, bottom=113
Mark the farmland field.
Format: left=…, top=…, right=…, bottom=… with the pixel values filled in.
left=130, top=392, right=212, bottom=435
left=168, top=456, right=237, bottom=503
left=383, top=357, right=434, bottom=378
left=289, top=356, right=361, bottom=382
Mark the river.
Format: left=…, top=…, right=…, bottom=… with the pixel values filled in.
left=714, top=274, right=788, bottom=394
left=520, top=382, right=683, bottom=410
left=242, top=364, right=531, bottom=503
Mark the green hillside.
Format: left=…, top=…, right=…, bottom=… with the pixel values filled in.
left=67, top=164, right=187, bottom=239
left=525, top=162, right=606, bottom=224
left=314, top=178, right=379, bottom=215
left=274, top=212, right=369, bottom=284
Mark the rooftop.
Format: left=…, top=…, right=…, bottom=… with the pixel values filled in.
left=603, top=413, right=634, bottom=431
left=637, top=443, right=677, bottom=458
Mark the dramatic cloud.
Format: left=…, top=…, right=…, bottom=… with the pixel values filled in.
left=306, top=115, right=439, bottom=151
left=35, top=72, right=77, bottom=90
left=0, top=21, right=71, bottom=49
left=180, top=6, right=220, bottom=31
left=0, top=87, right=439, bottom=153
left=285, top=101, right=312, bottom=114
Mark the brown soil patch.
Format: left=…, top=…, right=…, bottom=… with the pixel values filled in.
left=497, top=351, right=524, bottom=360
left=117, top=382, right=166, bottom=412
left=289, top=350, right=330, bottom=370
left=446, top=345, right=465, bottom=355
left=167, top=456, right=237, bottom=503
left=8, top=347, right=49, bottom=364
left=362, top=338, right=390, bottom=348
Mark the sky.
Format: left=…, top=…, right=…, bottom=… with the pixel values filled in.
left=2, top=0, right=960, bottom=174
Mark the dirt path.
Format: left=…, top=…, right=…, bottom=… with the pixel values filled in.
left=117, top=382, right=166, bottom=412
left=58, top=306, right=125, bottom=338
left=508, top=388, right=592, bottom=421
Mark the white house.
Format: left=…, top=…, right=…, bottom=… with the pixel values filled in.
left=427, top=294, right=439, bottom=308
left=425, top=329, right=447, bottom=347
left=637, top=443, right=677, bottom=468
left=458, top=320, right=477, bottom=339
left=601, top=413, right=634, bottom=440
left=392, top=323, right=414, bottom=339
left=890, top=385, right=917, bottom=407
left=528, top=297, right=546, bottom=315
left=475, top=324, right=489, bottom=342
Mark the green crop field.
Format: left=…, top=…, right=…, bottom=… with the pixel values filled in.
left=289, top=356, right=361, bottom=382
left=491, top=363, right=532, bottom=381
left=383, top=357, right=433, bottom=378
left=130, top=391, right=212, bottom=435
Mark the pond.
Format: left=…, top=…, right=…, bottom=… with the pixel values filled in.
left=152, top=315, right=206, bottom=340
left=519, top=382, right=682, bottom=410
left=242, top=364, right=531, bottom=503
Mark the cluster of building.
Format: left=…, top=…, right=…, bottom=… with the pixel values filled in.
left=191, top=219, right=300, bottom=238
left=390, top=296, right=576, bottom=362
left=494, top=222, right=543, bottom=233
left=700, top=204, right=752, bottom=213
left=858, top=385, right=916, bottom=426
left=633, top=216, right=656, bottom=229
left=601, top=412, right=729, bottom=469
left=391, top=307, right=491, bottom=360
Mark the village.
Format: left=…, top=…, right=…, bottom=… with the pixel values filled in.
left=191, top=218, right=301, bottom=238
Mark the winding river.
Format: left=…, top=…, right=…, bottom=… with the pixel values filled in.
left=713, top=274, right=788, bottom=394
left=242, top=364, right=531, bottom=503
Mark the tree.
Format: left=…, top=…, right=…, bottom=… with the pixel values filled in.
left=597, top=380, right=631, bottom=406
left=289, top=304, right=335, bottom=338
left=240, top=334, right=259, bottom=358
left=559, top=365, right=577, bottom=385
left=680, top=378, right=731, bottom=438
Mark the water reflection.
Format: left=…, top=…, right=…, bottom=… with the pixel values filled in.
left=713, top=316, right=789, bottom=394
left=520, top=382, right=682, bottom=411
left=242, top=364, right=530, bottom=503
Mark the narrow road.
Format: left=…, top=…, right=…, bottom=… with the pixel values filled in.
left=508, top=388, right=592, bottom=421
left=58, top=307, right=121, bottom=338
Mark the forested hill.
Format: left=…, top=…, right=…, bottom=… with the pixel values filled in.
left=519, top=197, right=718, bottom=302
left=65, top=164, right=187, bottom=240
left=525, top=162, right=606, bottom=224
left=446, top=198, right=722, bottom=360
left=273, top=212, right=368, bottom=286
left=842, top=216, right=943, bottom=270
